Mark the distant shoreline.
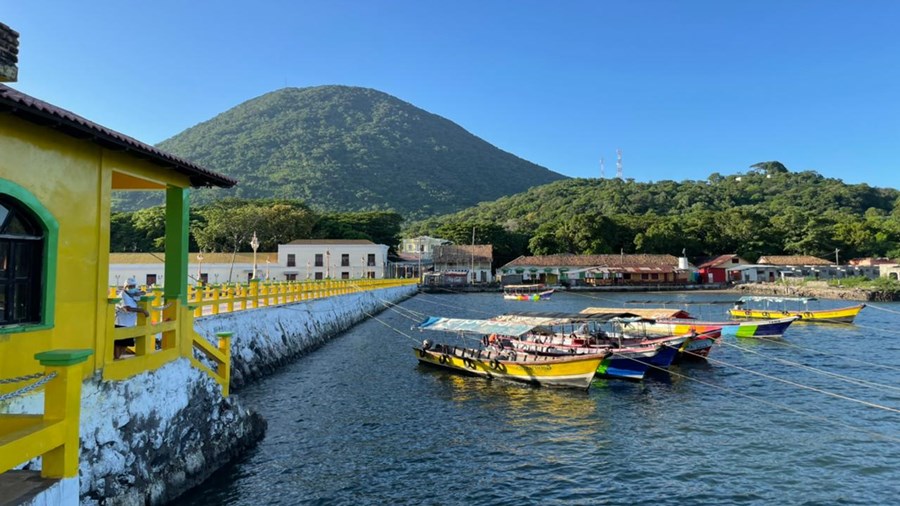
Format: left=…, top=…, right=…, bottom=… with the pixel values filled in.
left=728, top=282, right=899, bottom=302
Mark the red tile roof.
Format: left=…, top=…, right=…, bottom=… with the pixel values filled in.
left=433, top=244, right=493, bottom=264
left=0, top=84, right=236, bottom=188
left=697, top=254, right=745, bottom=269
left=502, top=254, right=680, bottom=269
left=757, top=255, right=832, bottom=266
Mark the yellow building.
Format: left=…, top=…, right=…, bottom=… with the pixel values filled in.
left=0, top=83, right=236, bottom=385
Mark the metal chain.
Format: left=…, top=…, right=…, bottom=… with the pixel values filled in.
left=0, top=371, right=57, bottom=403
left=0, top=372, right=45, bottom=385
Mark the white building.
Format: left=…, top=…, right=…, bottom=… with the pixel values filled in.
left=109, top=240, right=391, bottom=287
left=109, top=252, right=273, bottom=287
left=398, top=236, right=450, bottom=259
left=277, top=239, right=389, bottom=281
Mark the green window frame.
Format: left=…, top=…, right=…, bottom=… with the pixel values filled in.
left=0, top=179, right=58, bottom=333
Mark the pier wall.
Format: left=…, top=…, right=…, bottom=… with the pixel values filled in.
left=6, top=285, right=417, bottom=505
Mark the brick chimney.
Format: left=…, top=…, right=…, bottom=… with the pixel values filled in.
left=0, top=22, right=19, bottom=82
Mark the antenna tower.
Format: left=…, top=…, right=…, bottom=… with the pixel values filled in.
left=600, top=157, right=605, bottom=179
left=616, top=148, right=623, bottom=179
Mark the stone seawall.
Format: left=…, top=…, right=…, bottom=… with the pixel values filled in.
left=733, top=282, right=898, bottom=302
left=6, top=285, right=418, bottom=505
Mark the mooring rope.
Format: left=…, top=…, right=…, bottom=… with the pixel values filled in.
left=372, top=308, right=900, bottom=443
left=700, top=353, right=900, bottom=414
left=363, top=311, right=421, bottom=343
left=865, top=303, right=900, bottom=316
left=720, top=340, right=900, bottom=393
left=413, top=294, right=498, bottom=317
left=636, top=360, right=900, bottom=443
left=752, top=336, right=900, bottom=373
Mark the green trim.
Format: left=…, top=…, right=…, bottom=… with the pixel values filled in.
left=216, top=331, right=234, bottom=338
left=164, top=186, right=189, bottom=302
left=0, top=323, right=54, bottom=335
left=0, top=178, right=59, bottom=330
left=35, top=349, right=93, bottom=366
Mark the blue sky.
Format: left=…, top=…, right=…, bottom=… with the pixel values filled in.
left=5, top=1, right=899, bottom=188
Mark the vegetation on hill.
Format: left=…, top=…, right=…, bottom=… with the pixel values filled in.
left=406, top=164, right=900, bottom=266
left=118, top=86, right=565, bottom=218
left=110, top=198, right=403, bottom=254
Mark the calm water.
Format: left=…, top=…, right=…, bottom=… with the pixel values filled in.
left=177, top=292, right=900, bottom=505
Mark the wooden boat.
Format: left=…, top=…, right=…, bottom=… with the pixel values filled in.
left=727, top=296, right=865, bottom=324
left=415, top=315, right=608, bottom=389
left=503, top=334, right=683, bottom=381
left=502, top=283, right=555, bottom=301
left=489, top=311, right=720, bottom=377
left=581, top=306, right=797, bottom=338
left=412, top=344, right=606, bottom=389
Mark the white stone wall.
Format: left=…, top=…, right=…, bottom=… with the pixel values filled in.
left=3, top=285, right=418, bottom=504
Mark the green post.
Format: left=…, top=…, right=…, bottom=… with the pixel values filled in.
left=165, top=186, right=189, bottom=302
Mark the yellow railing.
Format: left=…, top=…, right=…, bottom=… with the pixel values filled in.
left=104, top=278, right=418, bottom=391
left=184, top=278, right=418, bottom=317
left=0, top=349, right=93, bottom=479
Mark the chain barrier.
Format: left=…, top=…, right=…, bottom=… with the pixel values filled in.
left=0, top=371, right=57, bottom=403
left=0, top=372, right=44, bottom=385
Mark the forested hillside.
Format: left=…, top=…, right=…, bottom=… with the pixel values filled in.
left=118, top=86, right=566, bottom=218
left=406, top=163, right=900, bottom=265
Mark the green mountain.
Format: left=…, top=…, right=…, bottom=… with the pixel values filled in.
left=138, top=86, right=565, bottom=218
left=406, top=166, right=900, bottom=262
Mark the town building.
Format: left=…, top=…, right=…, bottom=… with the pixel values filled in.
left=426, top=244, right=493, bottom=285
left=109, top=240, right=391, bottom=286
left=499, top=254, right=692, bottom=286
left=398, top=235, right=450, bottom=259
left=278, top=239, right=389, bottom=280
left=730, top=255, right=880, bottom=283
left=696, top=254, right=750, bottom=284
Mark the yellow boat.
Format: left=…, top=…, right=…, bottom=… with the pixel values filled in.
left=728, top=296, right=865, bottom=324
left=412, top=344, right=607, bottom=390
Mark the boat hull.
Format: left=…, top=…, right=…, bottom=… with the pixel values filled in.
left=727, top=304, right=865, bottom=324
left=413, top=346, right=603, bottom=389
left=503, top=289, right=555, bottom=301
left=638, top=317, right=796, bottom=339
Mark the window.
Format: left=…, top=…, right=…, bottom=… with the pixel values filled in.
left=199, top=273, right=208, bottom=284
left=367, top=253, right=376, bottom=266
left=286, top=273, right=297, bottom=281
left=641, top=273, right=649, bottom=280
left=0, top=196, right=44, bottom=325
left=367, top=272, right=375, bottom=279
left=341, top=272, right=349, bottom=279
left=341, top=254, right=350, bottom=267
left=315, top=254, right=323, bottom=267
left=651, top=273, right=659, bottom=280
left=287, top=254, right=296, bottom=267
left=314, top=272, right=323, bottom=280
left=146, top=274, right=157, bottom=286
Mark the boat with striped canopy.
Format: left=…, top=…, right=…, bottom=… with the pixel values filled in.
left=727, top=296, right=865, bottom=324
left=414, top=316, right=607, bottom=389
left=580, top=306, right=797, bottom=339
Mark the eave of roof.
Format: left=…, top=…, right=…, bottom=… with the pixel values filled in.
left=0, top=84, right=237, bottom=189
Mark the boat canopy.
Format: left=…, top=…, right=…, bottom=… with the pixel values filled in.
left=737, top=296, right=816, bottom=304
left=493, top=311, right=643, bottom=326
left=416, top=317, right=539, bottom=336
left=580, top=307, right=690, bottom=319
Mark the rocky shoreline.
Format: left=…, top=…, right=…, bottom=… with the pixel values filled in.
left=731, top=282, right=899, bottom=302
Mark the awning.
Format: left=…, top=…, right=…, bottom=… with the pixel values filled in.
left=493, top=311, right=643, bottom=326
left=416, top=317, right=537, bottom=336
